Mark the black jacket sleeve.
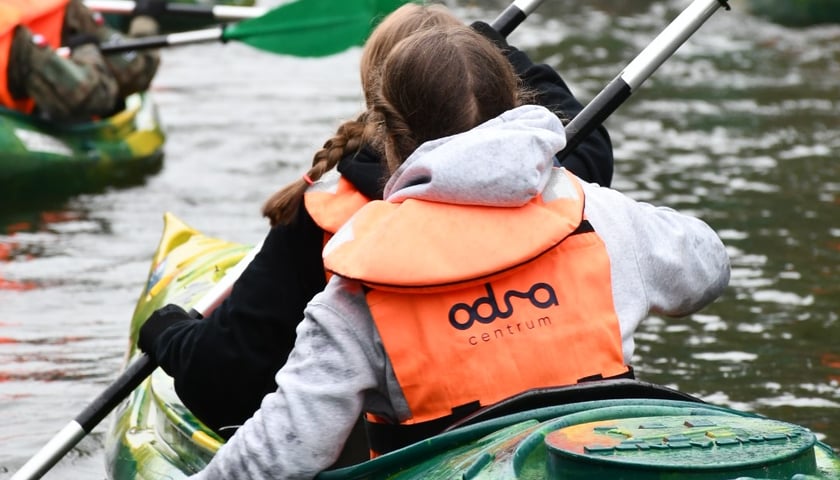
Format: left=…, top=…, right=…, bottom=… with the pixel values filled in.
left=505, top=47, right=615, bottom=187
left=147, top=204, right=327, bottom=437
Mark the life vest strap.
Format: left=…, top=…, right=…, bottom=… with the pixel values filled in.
left=577, top=365, right=635, bottom=383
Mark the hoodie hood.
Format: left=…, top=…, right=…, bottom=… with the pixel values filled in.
left=383, top=105, right=566, bottom=207
left=323, top=106, right=584, bottom=288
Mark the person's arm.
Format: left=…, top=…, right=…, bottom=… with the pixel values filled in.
left=188, top=280, right=387, bottom=480
left=139, top=205, right=328, bottom=436
left=583, top=181, right=730, bottom=316
left=580, top=181, right=730, bottom=362
left=471, top=21, right=614, bottom=187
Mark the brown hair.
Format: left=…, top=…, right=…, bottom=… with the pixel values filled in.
left=262, top=3, right=462, bottom=227
left=371, top=24, right=527, bottom=172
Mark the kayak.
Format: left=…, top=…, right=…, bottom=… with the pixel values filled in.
left=0, top=92, right=165, bottom=203
left=746, top=0, right=840, bottom=26
left=105, top=212, right=840, bottom=480
left=105, top=212, right=249, bottom=480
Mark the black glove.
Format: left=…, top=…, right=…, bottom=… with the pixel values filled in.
left=470, top=21, right=510, bottom=52
left=133, top=0, right=167, bottom=19
left=138, top=303, right=191, bottom=354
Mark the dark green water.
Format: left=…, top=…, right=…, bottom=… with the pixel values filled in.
left=1, top=0, right=838, bottom=477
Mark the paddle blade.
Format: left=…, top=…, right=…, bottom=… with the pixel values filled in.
left=224, top=0, right=416, bottom=57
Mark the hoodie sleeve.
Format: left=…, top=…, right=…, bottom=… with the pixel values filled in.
left=580, top=181, right=731, bottom=357
left=504, top=46, right=615, bottom=187
left=187, top=280, right=388, bottom=480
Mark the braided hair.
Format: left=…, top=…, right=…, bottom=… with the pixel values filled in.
left=262, top=4, right=462, bottom=226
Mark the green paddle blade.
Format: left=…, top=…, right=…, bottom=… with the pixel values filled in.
left=224, top=0, right=416, bottom=57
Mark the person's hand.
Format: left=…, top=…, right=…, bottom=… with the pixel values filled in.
left=470, top=21, right=510, bottom=52
left=133, top=0, right=167, bottom=19
left=138, top=303, right=191, bottom=354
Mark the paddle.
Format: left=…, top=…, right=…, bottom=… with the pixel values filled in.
left=556, top=0, right=731, bottom=162
left=9, top=240, right=263, bottom=480
left=84, top=0, right=267, bottom=22
left=82, top=0, right=415, bottom=57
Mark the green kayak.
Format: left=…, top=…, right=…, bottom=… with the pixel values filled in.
left=0, top=92, right=164, bottom=202
left=105, top=213, right=840, bottom=480
left=746, top=0, right=840, bottom=26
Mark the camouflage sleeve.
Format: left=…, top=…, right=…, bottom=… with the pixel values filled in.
left=9, top=0, right=157, bottom=121
left=63, top=0, right=161, bottom=98
left=11, top=26, right=118, bottom=121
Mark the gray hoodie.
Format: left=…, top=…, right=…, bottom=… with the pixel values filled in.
left=189, top=105, right=730, bottom=480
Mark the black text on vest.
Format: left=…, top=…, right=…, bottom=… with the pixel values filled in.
left=448, top=282, right=559, bottom=330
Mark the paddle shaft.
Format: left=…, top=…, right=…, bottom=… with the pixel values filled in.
left=491, top=0, right=546, bottom=36
left=84, top=0, right=267, bottom=21
left=57, top=26, right=226, bottom=56
left=10, top=241, right=263, bottom=480
left=557, top=0, right=730, bottom=161
left=103, top=26, right=225, bottom=54
left=10, top=356, right=156, bottom=480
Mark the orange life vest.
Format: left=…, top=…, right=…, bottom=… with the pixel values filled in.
left=0, top=0, right=68, bottom=113
left=303, top=168, right=372, bottom=281
left=304, top=169, right=372, bottom=238
left=324, top=168, right=630, bottom=453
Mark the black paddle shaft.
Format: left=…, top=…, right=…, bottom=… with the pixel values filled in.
left=98, top=27, right=225, bottom=54
left=491, top=4, right=527, bottom=36
left=76, top=354, right=156, bottom=431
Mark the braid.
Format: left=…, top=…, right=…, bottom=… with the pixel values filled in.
left=262, top=113, right=370, bottom=226
left=263, top=4, right=472, bottom=225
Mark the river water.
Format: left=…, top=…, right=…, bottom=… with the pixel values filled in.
left=1, top=0, right=839, bottom=478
